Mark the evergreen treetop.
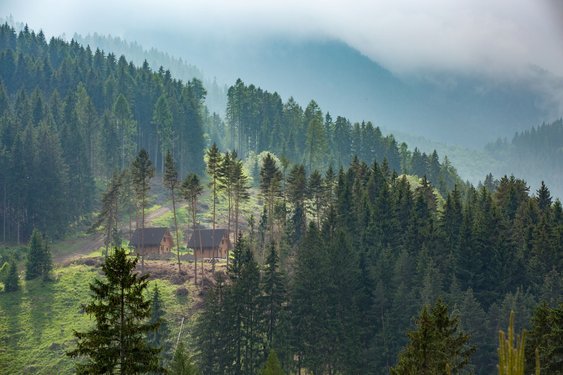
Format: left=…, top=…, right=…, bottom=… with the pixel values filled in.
left=67, top=247, right=162, bottom=374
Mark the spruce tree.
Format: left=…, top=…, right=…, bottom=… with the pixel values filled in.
left=194, top=272, right=230, bottom=374
left=308, top=170, right=324, bottom=228
left=286, top=164, right=307, bottom=244
left=535, top=181, right=552, bottom=213
left=525, top=302, right=562, bottom=374
left=262, top=243, right=286, bottom=349
left=391, top=299, right=475, bottom=375
left=148, top=283, right=170, bottom=366
left=25, top=229, right=46, bottom=280
left=226, top=236, right=264, bottom=375
left=260, top=350, right=285, bottom=375
left=67, top=247, right=161, bottom=374
left=169, top=341, right=200, bottom=375
left=3, top=260, right=19, bottom=292
left=289, top=223, right=329, bottom=374
left=152, top=94, right=173, bottom=173
left=260, top=154, right=282, bottom=245
left=41, top=238, right=52, bottom=281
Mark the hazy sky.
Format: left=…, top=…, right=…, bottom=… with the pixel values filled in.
left=2, top=0, right=563, bottom=80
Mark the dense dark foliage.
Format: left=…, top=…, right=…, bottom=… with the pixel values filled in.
left=25, top=228, right=51, bottom=281
left=0, top=23, right=207, bottom=241
left=391, top=299, right=475, bottom=374
left=525, top=302, right=563, bottom=374
left=194, top=155, right=562, bottom=374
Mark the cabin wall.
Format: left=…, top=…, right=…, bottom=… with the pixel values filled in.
left=160, top=234, right=173, bottom=253
left=137, top=246, right=160, bottom=256
left=198, top=248, right=215, bottom=259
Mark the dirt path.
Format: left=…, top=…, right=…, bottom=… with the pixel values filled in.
left=54, top=206, right=171, bottom=265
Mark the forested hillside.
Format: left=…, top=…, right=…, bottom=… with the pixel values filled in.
left=485, top=119, right=563, bottom=198
left=0, top=24, right=207, bottom=242
left=192, top=154, right=562, bottom=374
left=0, top=22, right=561, bottom=374
left=0, top=23, right=460, bottom=243
left=72, top=32, right=228, bottom=115
left=221, top=79, right=461, bottom=194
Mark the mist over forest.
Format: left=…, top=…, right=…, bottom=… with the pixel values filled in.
left=70, top=28, right=563, bottom=198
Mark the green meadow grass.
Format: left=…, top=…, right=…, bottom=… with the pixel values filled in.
left=0, top=261, right=197, bottom=374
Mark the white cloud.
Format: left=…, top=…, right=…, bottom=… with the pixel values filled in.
left=2, top=0, right=563, bottom=78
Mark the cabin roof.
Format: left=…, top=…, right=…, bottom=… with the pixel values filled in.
left=130, top=227, right=169, bottom=247
left=187, top=229, right=230, bottom=249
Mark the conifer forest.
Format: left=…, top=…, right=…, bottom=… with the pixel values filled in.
left=0, top=14, right=561, bottom=375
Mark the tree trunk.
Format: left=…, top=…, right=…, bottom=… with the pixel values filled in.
left=191, top=202, right=197, bottom=286
left=3, top=183, right=6, bottom=242
left=141, top=193, right=145, bottom=270
left=234, top=198, right=239, bottom=246
left=120, top=282, right=125, bottom=372
left=227, top=191, right=231, bottom=266
left=212, top=176, right=216, bottom=273
left=172, top=189, right=181, bottom=274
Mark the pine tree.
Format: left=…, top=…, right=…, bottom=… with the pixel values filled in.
left=164, top=150, right=182, bottom=274
left=131, top=149, right=155, bottom=267
left=391, top=299, right=475, bottom=375
left=91, top=171, right=122, bottom=257
left=181, top=173, right=203, bottom=286
left=67, top=247, right=161, bottom=374
left=206, top=143, right=223, bottom=271
left=232, top=156, right=250, bottom=245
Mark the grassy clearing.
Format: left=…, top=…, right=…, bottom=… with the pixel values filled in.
left=0, top=259, right=198, bottom=374
left=0, top=265, right=96, bottom=374
left=398, top=174, right=445, bottom=210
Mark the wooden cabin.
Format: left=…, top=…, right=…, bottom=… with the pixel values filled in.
left=129, top=227, right=174, bottom=256
left=187, top=229, right=232, bottom=259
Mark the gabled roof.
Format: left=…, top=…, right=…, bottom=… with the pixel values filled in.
left=130, top=227, right=170, bottom=247
left=188, top=229, right=230, bottom=249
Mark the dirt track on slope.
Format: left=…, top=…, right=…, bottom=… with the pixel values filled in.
left=54, top=206, right=171, bottom=265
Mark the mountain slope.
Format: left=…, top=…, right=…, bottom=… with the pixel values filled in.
left=121, top=31, right=557, bottom=147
